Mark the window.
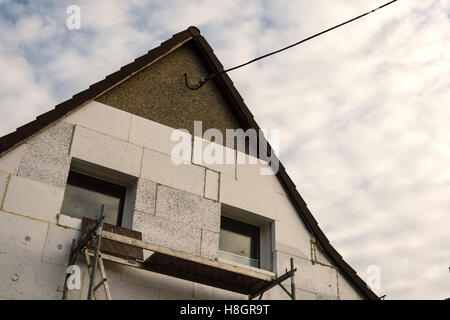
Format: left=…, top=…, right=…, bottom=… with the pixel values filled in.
left=61, top=171, right=126, bottom=225
left=219, top=216, right=260, bottom=268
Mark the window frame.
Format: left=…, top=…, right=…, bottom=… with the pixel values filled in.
left=63, top=171, right=127, bottom=226
left=219, top=216, right=260, bottom=268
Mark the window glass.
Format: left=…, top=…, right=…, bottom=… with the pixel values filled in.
left=61, top=171, right=126, bottom=225
left=219, top=216, right=259, bottom=268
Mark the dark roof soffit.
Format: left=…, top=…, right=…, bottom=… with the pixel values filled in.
left=0, top=26, right=378, bottom=300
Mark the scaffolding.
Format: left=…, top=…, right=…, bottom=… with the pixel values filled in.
left=62, top=207, right=297, bottom=300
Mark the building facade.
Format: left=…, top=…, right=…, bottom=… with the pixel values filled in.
left=0, top=27, right=376, bottom=300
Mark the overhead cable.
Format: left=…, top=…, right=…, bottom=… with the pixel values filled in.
left=184, top=0, right=399, bottom=90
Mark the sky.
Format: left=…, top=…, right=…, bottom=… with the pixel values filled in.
left=0, top=0, right=449, bottom=299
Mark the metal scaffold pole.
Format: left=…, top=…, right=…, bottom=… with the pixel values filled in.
left=87, top=205, right=105, bottom=300
left=290, top=257, right=296, bottom=300
left=248, top=257, right=297, bottom=300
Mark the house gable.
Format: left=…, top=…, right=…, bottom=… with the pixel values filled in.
left=0, top=27, right=378, bottom=300
left=96, top=42, right=241, bottom=138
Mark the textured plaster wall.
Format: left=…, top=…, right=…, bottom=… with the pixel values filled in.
left=96, top=42, right=241, bottom=141
left=17, top=122, right=73, bottom=188
left=133, top=184, right=220, bottom=258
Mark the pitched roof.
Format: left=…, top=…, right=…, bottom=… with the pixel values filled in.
left=0, top=26, right=378, bottom=300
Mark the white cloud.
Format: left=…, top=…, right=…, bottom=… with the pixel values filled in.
left=0, top=52, right=56, bottom=133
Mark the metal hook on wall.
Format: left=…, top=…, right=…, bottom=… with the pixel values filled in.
left=184, top=73, right=214, bottom=90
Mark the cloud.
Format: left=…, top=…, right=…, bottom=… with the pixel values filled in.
left=0, top=52, right=56, bottom=133
left=0, top=0, right=449, bottom=299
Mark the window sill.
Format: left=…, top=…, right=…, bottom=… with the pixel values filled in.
left=57, top=213, right=82, bottom=231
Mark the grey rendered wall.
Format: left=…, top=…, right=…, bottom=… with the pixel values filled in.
left=96, top=42, right=241, bottom=140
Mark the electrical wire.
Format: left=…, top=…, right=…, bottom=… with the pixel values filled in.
left=184, top=0, right=399, bottom=90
